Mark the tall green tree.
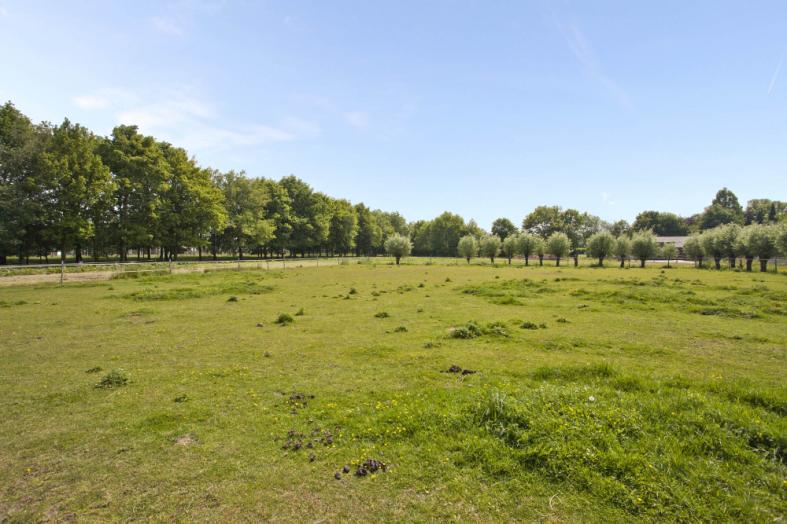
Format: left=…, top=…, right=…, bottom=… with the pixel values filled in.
left=327, top=198, right=357, bottom=256
left=430, top=212, right=466, bottom=257
left=157, top=143, right=225, bottom=260
left=491, top=217, right=517, bottom=241
left=39, top=119, right=113, bottom=262
left=100, top=125, right=167, bottom=261
left=354, top=203, right=382, bottom=256
left=0, top=102, right=48, bottom=264
left=632, top=211, right=688, bottom=236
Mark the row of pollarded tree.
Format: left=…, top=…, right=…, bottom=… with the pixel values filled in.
left=383, top=224, right=787, bottom=272
left=452, top=231, right=666, bottom=268
left=682, top=223, right=786, bottom=272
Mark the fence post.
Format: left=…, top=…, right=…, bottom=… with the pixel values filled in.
left=60, top=259, right=64, bottom=286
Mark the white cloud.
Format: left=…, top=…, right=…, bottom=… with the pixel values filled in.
left=601, top=192, right=616, bottom=206
left=72, top=95, right=110, bottom=110
left=344, top=111, right=369, bottom=129
left=0, top=5, right=8, bottom=17
left=151, top=16, right=183, bottom=36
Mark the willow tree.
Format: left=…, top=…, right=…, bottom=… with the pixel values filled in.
left=457, top=235, right=478, bottom=263
left=683, top=235, right=704, bottom=268
left=587, top=231, right=615, bottom=266
left=479, top=235, right=501, bottom=264
left=613, top=236, right=631, bottom=268
left=630, top=231, right=657, bottom=268
left=501, top=233, right=520, bottom=265
left=546, top=232, right=570, bottom=266
left=384, top=233, right=412, bottom=265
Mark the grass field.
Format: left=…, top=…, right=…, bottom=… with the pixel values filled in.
left=1, top=261, right=785, bottom=522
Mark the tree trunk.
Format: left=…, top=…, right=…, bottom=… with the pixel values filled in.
left=539, top=256, right=543, bottom=266
left=555, top=257, right=560, bottom=267
left=619, top=257, right=624, bottom=268
left=728, top=257, right=735, bottom=269
left=525, top=256, right=529, bottom=266
left=75, top=243, right=82, bottom=263
left=745, top=257, right=753, bottom=271
left=573, top=255, right=578, bottom=267
left=640, top=259, right=645, bottom=268
left=759, top=259, right=768, bottom=272
left=490, top=256, right=495, bottom=264
left=508, top=257, right=512, bottom=265
left=466, top=257, right=471, bottom=264
left=714, top=257, right=721, bottom=270
left=599, top=256, right=604, bottom=267
left=0, top=255, right=6, bottom=265
left=396, top=256, right=401, bottom=265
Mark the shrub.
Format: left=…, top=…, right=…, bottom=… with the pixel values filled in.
left=450, top=322, right=483, bottom=339
left=374, top=311, right=390, bottom=318
left=276, top=313, right=294, bottom=325
left=95, top=369, right=128, bottom=389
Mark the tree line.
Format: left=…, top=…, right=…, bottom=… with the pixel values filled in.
left=1, top=101, right=785, bottom=266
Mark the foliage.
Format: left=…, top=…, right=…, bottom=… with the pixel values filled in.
left=633, top=211, right=688, bottom=236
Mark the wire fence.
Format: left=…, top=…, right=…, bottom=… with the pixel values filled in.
left=0, top=254, right=784, bottom=286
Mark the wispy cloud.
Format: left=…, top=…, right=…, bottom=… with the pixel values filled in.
left=102, top=86, right=319, bottom=153
left=344, top=111, right=369, bottom=129
left=767, top=49, right=786, bottom=95
left=151, top=16, right=183, bottom=36
left=0, top=5, right=8, bottom=17
left=552, top=10, right=631, bottom=109
left=601, top=192, right=616, bottom=206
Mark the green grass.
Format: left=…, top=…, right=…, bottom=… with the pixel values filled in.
left=0, top=263, right=785, bottom=521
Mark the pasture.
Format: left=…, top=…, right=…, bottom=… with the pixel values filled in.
left=0, top=261, right=785, bottom=522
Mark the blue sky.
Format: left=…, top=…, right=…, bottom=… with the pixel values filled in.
left=1, top=0, right=785, bottom=228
